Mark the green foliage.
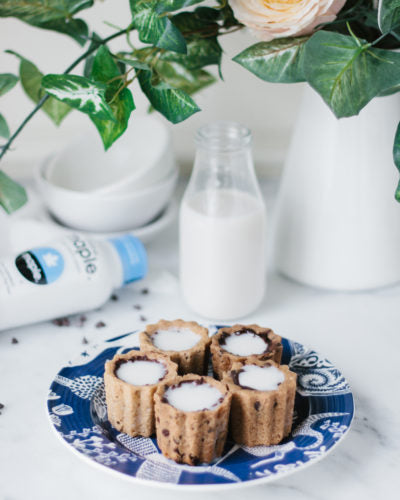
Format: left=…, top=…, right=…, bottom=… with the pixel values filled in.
left=89, top=46, right=135, bottom=150
left=7, top=51, right=71, bottom=125
left=0, top=171, right=27, bottom=214
left=155, top=0, right=204, bottom=14
left=0, top=113, right=10, bottom=138
left=42, top=74, right=116, bottom=121
left=303, top=31, right=400, bottom=118
left=0, top=0, right=93, bottom=45
left=378, top=0, right=400, bottom=34
left=137, top=70, right=200, bottom=124
left=130, top=0, right=187, bottom=54
left=0, top=73, right=18, bottom=96
left=233, top=37, right=308, bottom=84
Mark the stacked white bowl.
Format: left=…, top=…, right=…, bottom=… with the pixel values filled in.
left=36, top=116, right=178, bottom=233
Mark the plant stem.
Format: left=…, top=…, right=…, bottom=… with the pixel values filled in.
left=0, top=27, right=130, bottom=162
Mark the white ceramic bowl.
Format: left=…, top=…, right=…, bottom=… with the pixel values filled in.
left=36, top=160, right=178, bottom=232
left=46, top=115, right=174, bottom=195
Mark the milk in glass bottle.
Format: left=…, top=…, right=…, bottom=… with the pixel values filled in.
left=180, top=122, right=266, bottom=320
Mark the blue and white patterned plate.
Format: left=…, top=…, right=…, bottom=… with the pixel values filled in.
left=47, top=327, right=354, bottom=490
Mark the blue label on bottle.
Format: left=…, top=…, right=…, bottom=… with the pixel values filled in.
left=15, top=247, right=64, bottom=285
left=109, top=235, right=147, bottom=285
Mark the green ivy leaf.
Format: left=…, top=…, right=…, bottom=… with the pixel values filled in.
left=42, top=74, right=116, bottom=122
left=378, top=0, right=400, bottom=34
left=130, top=0, right=187, bottom=54
left=36, top=17, right=89, bottom=46
left=89, top=46, right=135, bottom=150
left=83, top=33, right=103, bottom=78
left=233, top=37, right=308, bottom=84
left=393, top=121, right=400, bottom=201
left=0, top=73, right=18, bottom=96
left=0, top=171, right=27, bottom=214
left=155, top=0, right=204, bottom=15
left=137, top=69, right=200, bottom=123
left=6, top=51, right=71, bottom=126
left=154, top=59, right=216, bottom=95
left=162, top=37, right=222, bottom=70
left=303, top=31, right=400, bottom=118
left=0, top=113, right=10, bottom=138
left=0, top=0, right=93, bottom=44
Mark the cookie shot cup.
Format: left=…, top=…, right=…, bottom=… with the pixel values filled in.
left=154, top=374, right=232, bottom=465
left=104, top=350, right=178, bottom=437
left=140, top=319, right=211, bottom=375
left=211, top=324, right=283, bottom=379
left=223, top=360, right=297, bottom=447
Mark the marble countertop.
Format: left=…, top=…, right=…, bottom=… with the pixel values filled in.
left=0, top=180, right=399, bottom=500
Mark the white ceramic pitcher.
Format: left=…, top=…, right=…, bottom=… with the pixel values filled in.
left=274, top=86, right=400, bottom=290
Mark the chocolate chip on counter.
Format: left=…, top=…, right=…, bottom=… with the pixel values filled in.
left=254, top=401, right=261, bottom=411
left=141, top=288, right=149, bottom=295
left=140, top=315, right=147, bottom=322
left=11, top=337, right=18, bottom=344
left=133, top=304, right=142, bottom=310
left=82, top=337, right=89, bottom=345
left=0, top=403, right=4, bottom=410
left=52, top=317, right=70, bottom=327
left=162, top=429, right=170, bottom=437
left=79, top=315, right=87, bottom=326
left=111, top=294, right=119, bottom=301
left=95, top=321, right=106, bottom=328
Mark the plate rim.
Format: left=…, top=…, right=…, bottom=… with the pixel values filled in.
left=46, top=330, right=355, bottom=491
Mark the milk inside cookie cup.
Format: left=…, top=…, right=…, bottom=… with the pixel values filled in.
left=219, top=328, right=269, bottom=356
left=210, top=324, right=283, bottom=379
left=151, top=327, right=201, bottom=351
left=104, top=350, right=178, bottom=438
left=234, top=364, right=285, bottom=391
left=154, top=374, right=231, bottom=465
left=139, top=319, right=211, bottom=375
left=115, top=357, right=167, bottom=386
left=223, top=360, right=297, bottom=447
left=163, top=379, right=224, bottom=412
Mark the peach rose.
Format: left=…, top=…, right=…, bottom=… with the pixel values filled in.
left=229, top=0, right=347, bottom=41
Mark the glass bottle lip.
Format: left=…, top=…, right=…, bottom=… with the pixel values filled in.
left=195, top=121, right=251, bottom=152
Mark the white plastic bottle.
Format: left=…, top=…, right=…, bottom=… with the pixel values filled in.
left=180, top=122, right=266, bottom=320
left=0, top=233, right=147, bottom=330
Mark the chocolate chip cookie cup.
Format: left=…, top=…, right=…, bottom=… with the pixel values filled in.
left=104, top=350, right=178, bottom=438
left=223, top=360, right=297, bottom=447
left=139, top=319, right=211, bottom=375
left=154, top=374, right=232, bottom=465
left=210, top=324, right=283, bottom=379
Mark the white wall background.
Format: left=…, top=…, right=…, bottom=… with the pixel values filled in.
left=0, top=1, right=304, bottom=178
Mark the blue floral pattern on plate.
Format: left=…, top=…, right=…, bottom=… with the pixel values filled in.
left=47, top=328, right=354, bottom=489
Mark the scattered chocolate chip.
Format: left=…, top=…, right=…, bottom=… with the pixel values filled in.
left=141, top=288, right=149, bottom=295
left=254, top=401, right=261, bottom=411
left=140, top=315, right=147, bottom=322
left=52, top=317, right=70, bottom=327
left=11, top=337, right=18, bottom=344
left=162, top=429, right=170, bottom=437
left=0, top=403, right=4, bottom=410
left=273, top=401, right=278, bottom=408
left=111, top=294, right=119, bottom=301
left=133, top=304, right=142, bottom=310
left=96, top=321, right=106, bottom=328
left=82, top=337, right=89, bottom=345
left=79, top=315, right=87, bottom=326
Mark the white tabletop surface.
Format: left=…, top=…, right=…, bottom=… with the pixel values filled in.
left=0, top=180, right=399, bottom=500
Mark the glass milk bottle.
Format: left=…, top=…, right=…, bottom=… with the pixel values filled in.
left=180, top=121, right=266, bottom=320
